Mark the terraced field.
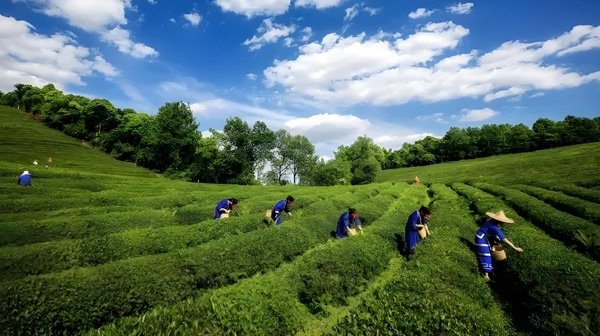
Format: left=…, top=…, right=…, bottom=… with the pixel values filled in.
left=1, top=107, right=599, bottom=335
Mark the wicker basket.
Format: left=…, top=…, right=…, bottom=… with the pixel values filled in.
left=418, top=227, right=427, bottom=239
left=220, top=213, right=229, bottom=219
left=491, top=245, right=506, bottom=261
left=348, top=228, right=357, bottom=236
left=265, top=210, right=272, bottom=218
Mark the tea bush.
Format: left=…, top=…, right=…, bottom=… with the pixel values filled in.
left=453, top=182, right=600, bottom=335
left=512, top=184, right=600, bottom=224
left=475, top=182, right=600, bottom=260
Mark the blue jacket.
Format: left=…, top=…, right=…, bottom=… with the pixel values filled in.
left=214, top=199, right=230, bottom=219
left=272, top=200, right=290, bottom=214
left=18, top=173, right=31, bottom=186
left=337, top=212, right=361, bottom=239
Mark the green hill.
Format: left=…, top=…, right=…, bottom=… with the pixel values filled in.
left=378, top=141, right=600, bottom=187
left=1, top=106, right=600, bottom=336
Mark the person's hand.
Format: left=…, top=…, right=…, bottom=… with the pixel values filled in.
left=515, top=247, right=524, bottom=253
left=288, top=212, right=292, bottom=217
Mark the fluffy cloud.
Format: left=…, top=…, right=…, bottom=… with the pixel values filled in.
left=295, top=0, right=345, bottom=9
left=300, top=27, right=313, bottom=42
left=17, top=0, right=157, bottom=58
left=0, top=14, right=118, bottom=92
left=247, top=73, right=258, bottom=80
left=243, top=19, right=296, bottom=51
left=344, top=4, right=360, bottom=21
left=363, top=7, right=381, bottom=15
left=100, top=28, right=158, bottom=58
left=455, top=108, right=498, bottom=122
left=284, top=113, right=434, bottom=153
left=264, top=23, right=600, bottom=107
left=409, top=8, right=434, bottom=19
left=530, top=92, right=545, bottom=98
left=214, top=0, right=291, bottom=17
left=416, top=113, right=448, bottom=123
left=183, top=12, right=202, bottom=26
left=148, top=0, right=157, bottom=4
left=447, top=2, right=474, bottom=14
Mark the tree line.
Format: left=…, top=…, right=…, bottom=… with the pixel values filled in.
left=1, top=83, right=599, bottom=185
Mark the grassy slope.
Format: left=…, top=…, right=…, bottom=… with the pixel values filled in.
left=377, top=141, right=600, bottom=186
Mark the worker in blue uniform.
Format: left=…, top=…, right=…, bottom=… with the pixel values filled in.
left=405, top=205, right=431, bottom=260
left=214, top=198, right=239, bottom=219
left=18, top=171, right=32, bottom=186
left=336, top=208, right=363, bottom=238
left=271, top=195, right=295, bottom=225
left=474, top=210, right=523, bottom=282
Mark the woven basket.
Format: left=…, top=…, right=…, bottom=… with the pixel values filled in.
left=418, top=227, right=427, bottom=239
left=491, top=245, right=507, bottom=261
left=220, top=213, right=229, bottom=219
left=348, top=228, right=357, bottom=236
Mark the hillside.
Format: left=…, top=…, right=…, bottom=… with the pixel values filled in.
left=378, top=141, right=600, bottom=187
left=1, top=106, right=600, bottom=335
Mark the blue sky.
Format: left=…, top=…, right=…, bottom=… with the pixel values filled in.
left=1, top=0, right=599, bottom=158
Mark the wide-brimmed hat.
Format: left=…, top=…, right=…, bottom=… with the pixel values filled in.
left=486, top=210, right=514, bottom=224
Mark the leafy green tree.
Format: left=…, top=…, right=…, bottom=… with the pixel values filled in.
left=300, top=157, right=352, bottom=186
left=189, top=135, right=221, bottom=183
left=268, top=129, right=292, bottom=184
left=532, top=118, right=561, bottom=149
left=285, top=135, right=315, bottom=184
left=102, top=113, right=153, bottom=162
left=509, top=123, right=535, bottom=153
left=335, top=136, right=382, bottom=184
left=250, top=121, right=276, bottom=181
left=138, top=102, right=199, bottom=172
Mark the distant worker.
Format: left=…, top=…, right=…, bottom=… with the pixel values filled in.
left=271, top=195, right=295, bottom=225
left=46, top=157, right=52, bottom=168
left=413, top=176, right=420, bottom=184
left=405, top=205, right=431, bottom=260
left=33, top=160, right=38, bottom=166
left=18, top=170, right=32, bottom=187
left=336, top=208, right=363, bottom=239
left=474, top=211, right=523, bottom=282
left=214, top=198, right=239, bottom=219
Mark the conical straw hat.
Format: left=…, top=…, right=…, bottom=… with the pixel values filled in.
left=486, top=210, right=514, bottom=224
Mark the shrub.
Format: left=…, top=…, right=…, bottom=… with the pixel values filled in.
left=452, top=182, right=600, bottom=335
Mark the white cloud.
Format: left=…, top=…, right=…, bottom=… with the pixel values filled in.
left=409, top=8, right=434, bottom=19
left=0, top=14, right=118, bottom=92
left=530, top=92, right=545, bottom=98
left=300, top=27, right=313, bottom=42
left=215, top=0, right=291, bottom=17
left=247, top=73, right=258, bottom=80
left=344, top=4, right=360, bottom=21
left=295, top=0, right=345, bottom=9
left=363, top=7, right=381, bottom=15
left=183, top=12, right=202, bottom=26
left=416, top=112, right=448, bottom=123
left=100, top=27, right=158, bottom=58
left=17, top=0, right=157, bottom=58
left=447, top=2, right=473, bottom=15
left=284, top=113, right=435, bottom=154
left=458, top=108, right=498, bottom=122
left=191, top=98, right=293, bottom=125
left=148, top=0, right=157, bottom=4
left=243, top=19, right=296, bottom=51
left=284, top=37, right=295, bottom=47
left=170, top=18, right=176, bottom=23
left=263, top=23, right=600, bottom=107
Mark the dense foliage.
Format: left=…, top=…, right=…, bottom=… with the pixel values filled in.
left=2, top=83, right=600, bottom=186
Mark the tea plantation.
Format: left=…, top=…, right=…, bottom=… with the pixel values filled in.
left=1, top=106, right=599, bottom=335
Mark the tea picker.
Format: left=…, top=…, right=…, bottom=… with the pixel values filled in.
left=336, top=208, right=363, bottom=239
left=405, top=206, right=431, bottom=260
left=18, top=170, right=32, bottom=187
left=214, top=198, right=239, bottom=219
left=474, top=211, right=524, bottom=282
left=270, top=195, right=295, bottom=225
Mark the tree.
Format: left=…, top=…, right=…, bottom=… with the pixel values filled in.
left=269, top=129, right=292, bottom=185
left=285, top=135, right=315, bottom=184
left=139, top=102, right=199, bottom=172
left=300, top=157, right=352, bottom=186
left=102, top=113, right=153, bottom=162
left=532, top=118, right=561, bottom=149
left=509, top=123, right=535, bottom=153
left=215, top=117, right=256, bottom=184
left=189, top=135, right=221, bottom=183
left=335, top=136, right=382, bottom=184
left=250, top=121, right=276, bottom=181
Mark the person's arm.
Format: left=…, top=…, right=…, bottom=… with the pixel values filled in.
left=284, top=204, right=292, bottom=216
left=502, top=238, right=523, bottom=252
left=354, top=218, right=363, bottom=232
